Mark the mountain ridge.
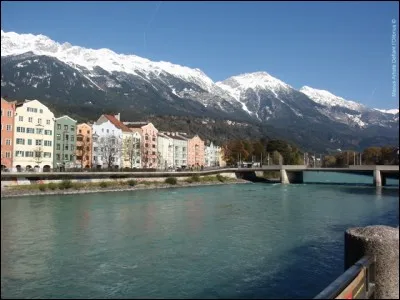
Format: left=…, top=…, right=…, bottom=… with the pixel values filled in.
left=1, top=30, right=398, bottom=152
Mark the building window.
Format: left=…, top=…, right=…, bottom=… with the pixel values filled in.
left=152, top=151, right=156, bottom=155
left=86, top=137, right=90, bottom=142
left=64, top=154, right=68, bottom=160
left=65, top=145, right=69, bottom=150
left=56, top=154, right=60, bottom=161
left=46, top=119, right=50, bottom=125
left=70, top=135, right=74, bottom=141
left=152, top=144, right=156, bottom=148
left=39, top=109, right=43, bottom=113
left=15, top=151, right=24, bottom=157
left=152, top=137, right=156, bottom=142
left=79, top=129, right=82, bottom=133
left=65, top=134, right=69, bottom=140
left=6, top=125, right=12, bottom=131
left=6, top=139, right=11, bottom=145
left=7, top=110, right=12, bottom=117
left=70, top=154, right=74, bottom=161
left=38, top=118, right=42, bottom=125
left=183, top=147, right=186, bottom=152
left=5, top=152, right=11, bottom=158
left=44, top=130, right=52, bottom=135
left=17, top=127, right=25, bottom=133
left=28, top=117, right=33, bottom=123
left=71, top=144, right=74, bottom=150
left=16, top=138, right=25, bottom=145
left=145, top=135, right=149, bottom=140
left=77, top=136, right=83, bottom=142
left=93, top=156, right=97, bottom=161
left=56, top=144, right=60, bottom=150
left=57, top=134, right=61, bottom=140
left=145, top=143, right=149, bottom=147
left=36, top=140, right=42, bottom=146
left=27, top=139, right=32, bottom=145
left=63, top=125, right=68, bottom=131
left=44, top=140, right=52, bottom=147
left=27, top=128, right=35, bottom=133
left=106, top=129, right=109, bottom=133
left=25, top=151, right=34, bottom=157
left=18, top=116, right=23, bottom=122
left=35, top=151, right=42, bottom=158
left=36, top=128, right=43, bottom=134
left=87, top=130, right=90, bottom=134
left=57, top=124, right=61, bottom=130
left=44, top=152, right=51, bottom=158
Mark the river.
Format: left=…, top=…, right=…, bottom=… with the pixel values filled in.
left=1, top=175, right=399, bottom=299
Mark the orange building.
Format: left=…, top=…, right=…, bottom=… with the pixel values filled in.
left=187, top=135, right=205, bottom=167
left=124, top=122, right=158, bottom=168
left=76, top=123, right=93, bottom=168
left=1, top=98, right=16, bottom=170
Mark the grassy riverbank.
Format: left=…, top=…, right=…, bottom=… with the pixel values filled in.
left=1, top=175, right=249, bottom=198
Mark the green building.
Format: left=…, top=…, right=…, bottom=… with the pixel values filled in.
left=53, top=115, right=77, bottom=170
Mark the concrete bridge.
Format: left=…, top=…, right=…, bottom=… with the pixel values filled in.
left=235, top=165, right=399, bottom=186
left=1, top=165, right=398, bottom=187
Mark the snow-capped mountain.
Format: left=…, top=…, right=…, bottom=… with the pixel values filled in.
left=374, top=108, right=399, bottom=115
left=1, top=30, right=398, bottom=151
left=300, top=86, right=398, bottom=128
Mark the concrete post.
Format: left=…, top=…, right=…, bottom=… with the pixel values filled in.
left=373, top=169, right=382, bottom=187
left=345, top=225, right=399, bottom=299
left=280, top=169, right=289, bottom=184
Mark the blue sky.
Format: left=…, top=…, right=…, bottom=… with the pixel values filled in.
left=1, top=1, right=399, bottom=109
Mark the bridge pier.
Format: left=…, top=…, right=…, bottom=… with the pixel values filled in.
left=280, top=169, right=304, bottom=184
left=280, top=169, right=290, bottom=184
left=373, top=169, right=387, bottom=187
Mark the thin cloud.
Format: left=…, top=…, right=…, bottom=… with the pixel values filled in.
left=144, top=1, right=163, bottom=52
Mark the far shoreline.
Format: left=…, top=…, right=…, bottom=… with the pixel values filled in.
left=1, top=179, right=252, bottom=199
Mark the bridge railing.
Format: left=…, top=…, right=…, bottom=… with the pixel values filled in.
left=314, top=256, right=376, bottom=299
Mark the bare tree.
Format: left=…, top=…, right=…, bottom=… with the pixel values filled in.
left=33, top=146, right=44, bottom=165
left=97, top=134, right=123, bottom=169
left=123, top=136, right=141, bottom=169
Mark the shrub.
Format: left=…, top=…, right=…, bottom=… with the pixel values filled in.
left=216, top=174, right=225, bottom=182
left=165, top=177, right=177, bottom=185
left=38, top=184, right=47, bottom=191
left=59, top=180, right=73, bottom=190
left=99, top=181, right=109, bottom=188
left=73, top=182, right=85, bottom=190
left=48, top=182, right=57, bottom=190
left=191, top=174, right=200, bottom=182
left=185, top=178, right=194, bottom=183
left=127, top=179, right=137, bottom=186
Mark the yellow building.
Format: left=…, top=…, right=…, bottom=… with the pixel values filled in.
left=13, top=99, right=55, bottom=172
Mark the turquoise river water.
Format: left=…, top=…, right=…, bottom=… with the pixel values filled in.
left=1, top=173, right=399, bottom=299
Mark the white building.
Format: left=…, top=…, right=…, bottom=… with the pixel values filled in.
left=13, top=99, right=55, bottom=172
left=157, top=133, right=174, bottom=170
left=92, top=114, right=123, bottom=169
left=161, top=132, right=188, bottom=168
left=205, top=142, right=221, bottom=167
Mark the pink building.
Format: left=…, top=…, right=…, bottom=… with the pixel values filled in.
left=1, top=98, right=16, bottom=170
left=124, top=122, right=158, bottom=168
left=187, top=135, right=205, bottom=167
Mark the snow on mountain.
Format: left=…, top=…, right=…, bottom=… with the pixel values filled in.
left=299, top=86, right=365, bottom=112
left=216, top=71, right=292, bottom=100
left=1, top=30, right=215, bottom=93
left=374, top=108, right=399, bottom=115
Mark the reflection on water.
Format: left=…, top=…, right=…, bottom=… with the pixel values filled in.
left=1, top=183, right=398, bottom=299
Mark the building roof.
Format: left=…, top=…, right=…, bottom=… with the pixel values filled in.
left=104, top=114, right=132, bottom=132
left=123, top=121, right=150, bottom=129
